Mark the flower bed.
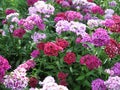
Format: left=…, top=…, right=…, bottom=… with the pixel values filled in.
left=0, top=0, right=120, bottom=90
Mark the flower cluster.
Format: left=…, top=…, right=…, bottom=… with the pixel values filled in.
left=0, top=56, right=11, bottom=83
left=56, top=0, right=72, bottom=7
left=28, top=1, right=55, bottom=17
left=104, top=76, right=120, bottom=90
left=91, top=28, right=110, bottom=46
left=91, top=5, right=104, bottom=15
left=80, top=54, right=102, bottom=70
left=104, top=9, right=114, bottom=19
left=44, top=42, right=63, bottom=56
left=27, top=0, right=38, bottom=6
left=54, top=11, right=83, bottom=22
left=29, top=77, right=39, bottom=88
left=110, top=14, right=120, bottom=33
left=55, top=20, right=86, bottom=36
left=3, top=59, right=36, bottom=90
left=6, top=12, right=19, bottom=23
left=13, top=28, right=26, bottom=38
left=64, top=52, right=76, bottom=65
left=4, top=68, right=29, bottom=90
left=31, top=50, right=40, bottom=58
left=39, top=76, right=69, bottom=90
left=18, top=14, right=45, bottom=30
left=105, top=62, right=120, bottom=76
left=56, top=38, right=69, bottom=49
left=92, top=78, right=106, bottom=90
left=5, top=9, right=16, bottom=15
left=105, top=39, right=120, bottom=58
left=58, top=72, right=68, bottom=86
left=31, top=32, right=46, bottom=43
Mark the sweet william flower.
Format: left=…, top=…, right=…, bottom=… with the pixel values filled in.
left=80, top=54, right=102, bottom=70
left=58, top=72, right=68, bottom=80
left=5, top=9, right=16, bottom=15
left=64, top=52, right=76, bottom=65
left=27, top=0, right=38, bottom=6
left=29, top=77, right=39, bottom=88
left=36, top=42, right=45, bottom=50
left=13, top=28, right=26, bottom=38
left=105, top=39, right=119, bottom=58
left=44, top=42, right=63, bottom=56
left=56, top=38, right=69, bottom=49
left=31, top=50, right=40, bottom=58
left=92, top=79, right=106, bottom=90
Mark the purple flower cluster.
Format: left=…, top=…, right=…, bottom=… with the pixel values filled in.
left=31, top=32, right=46, bottom=43
left=105, top=62, right=120, bottom=76
left=31, top=50, right=40, bottom=58
left=18, top=14, right=45, bottom=30
left=109, top=1, right=117, bottom=7
left=104, top=9, right=114, bottom=19
left=91, top=28, right=110, bottom=46
left=0, top=56, right=11, bottom=82
left=92, top=79, right=106, bottom=90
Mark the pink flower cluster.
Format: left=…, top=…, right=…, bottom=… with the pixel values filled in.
left=18, top=14, right=45, bottom=30
left=3, top=60, right=36, bottom=90
left=80, top=54, right=102, bottom=70
left=54, top=11, right=83, bottom=22
left=0, top=56, right=11, bottom=82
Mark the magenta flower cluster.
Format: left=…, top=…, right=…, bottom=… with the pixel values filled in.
left=80, top=54, right=102, bottom=70
left=0, top=56, right=11, bottom=82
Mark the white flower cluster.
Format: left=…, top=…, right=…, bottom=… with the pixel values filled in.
left=30, top=76, right=69, bottom=90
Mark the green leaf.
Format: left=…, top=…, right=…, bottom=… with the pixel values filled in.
left=76, top=75, right=85, bottom=81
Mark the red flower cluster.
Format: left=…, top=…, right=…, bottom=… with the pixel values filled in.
left=56, top=38, right=69, bottom=49
left=64, top=52, right=76, bottom=65
left=29, top=77, right=38, bottom=88
left=105, top=39, right=120, bottom=58
left=58, top=72, right=68, bottom=80
left=58, top=72, right=68, bottom=86
left=110, top=15, right=120, bottom=33
left=5, top=9, right=16, bottom=15
left=44, top=42, right=63, bottom=56
left=37, top=42, right=45, bottom=50
left=13, top=28, right=26, bottom=38
left=80, top=54, right=102, bottom=70
left=27, top=0, right=38, bottom=6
